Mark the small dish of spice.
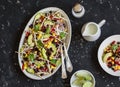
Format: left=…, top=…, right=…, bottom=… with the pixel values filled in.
left=72, top=3, right=85, bottom=18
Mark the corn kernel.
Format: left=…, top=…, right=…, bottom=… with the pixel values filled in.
left=50, top=57, right=53, bottom=60
left=39, top=53, right=42, bottom=57
left=116, top=65, right=119, bottom=69
left=47, top=42, right=51, bottom=48
left=35, top=51, right=37, bottom=54
left=24, top=62, right=28, bottom=69
left=50, top=38, right=54, bottom=42
left=25, top=54, right=28, bottom=57
left=111, top=57, right=114, bottom=60
left=37, top=34, right=41, bottom=39
left=117, top=66, right=120, bottom=70
left=51, top=65, right=56, bottom=69
left=54, top=39, right=57, bottom=42
left=37, top=65, right=40, bottom=68
left=111, top=61, right=114, bottom=65
left=52, top=33, right=56, bottom=36
left=47, top=45, right=50, bottom=48
left=44, top=44, right=47, bottom=48
left=114, top=66, right=118, bottom=70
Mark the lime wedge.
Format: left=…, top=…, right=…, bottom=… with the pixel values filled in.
left=72, top=78, right=85, bottom=86
left=75, top=72, right=92, bottom=81
left=83, top=81, right=93, bottom=87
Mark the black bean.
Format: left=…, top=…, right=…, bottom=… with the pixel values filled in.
left=40, top=73, right=44, bottom=76
left=117, top=42, right=120, bottom=44
left=49, top=11, right=52, bottom=14
left=51, top=69, right=54, bottom=73
left=107, top=62, right=112, bottom=68
left=23, top=58, right=28, bottom=61
left=45, top=13, right=47, bottom=16
left=36, top=57, right=42, bottom=61
left=34, top=68, right=39, bottom=73
left=58, top=54, right=61, bottom=58
left=29, top=24, right=33, bottom=28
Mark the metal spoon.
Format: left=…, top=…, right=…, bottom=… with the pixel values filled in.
left=63, top=43, right=73, bottom=72
left=61, top=45, right=67, bottom=79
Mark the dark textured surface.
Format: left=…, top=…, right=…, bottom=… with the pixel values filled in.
left=0, top=0, right=120, bottom=87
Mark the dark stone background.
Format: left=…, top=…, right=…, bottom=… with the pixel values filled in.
left=0, top=0, right=120, bottom=87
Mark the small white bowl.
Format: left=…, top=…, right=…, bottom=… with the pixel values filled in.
left=72, top=6, right=85, bottom=18
left=98, top=35, right=120, bottom=76
left=70, top=70, right=95, bottom=87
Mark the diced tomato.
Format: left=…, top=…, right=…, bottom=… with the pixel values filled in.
left=22, top=63, right=24, bottom=71
left=43, top=39, right=49, bottom=43
left=111, top=41, right=116, bottom=45
left=50, top=15, right=53, bottom=19
left=107, top=62, right=112, bottom=68
left=41, top=67, right=48, bottom=72
left=107, top=57, right=111, bottom=61
left=49, top=36, right=54, bottom=39
left=51, top=28, right=55, bottom=32
left=114, top=69, right=117, bottom=72
left=26, top=32, right=30, bottom=37
left=40, top=16, right=44, bottom=22
left=53, top=18, right=60, bottom=21
left=115, top=58, right=120, bottom=65
left=44, top=67, right=48, bottom=72
left=41, top=25, right=46, bottom=32
left=115, top=61, right=120, bottom=65
left=50, top=29, right=55, bottom=35
left=116, top=47, right=120, bottom=53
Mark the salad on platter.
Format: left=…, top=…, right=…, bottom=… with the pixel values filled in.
left=19, top=10, right=69, bottom=78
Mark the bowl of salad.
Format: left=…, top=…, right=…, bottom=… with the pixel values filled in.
left=18, top=7, right=71, bottom=80
left=98, top=35, right=120, bottom=76
left=70, top=70, right=95, bottom=87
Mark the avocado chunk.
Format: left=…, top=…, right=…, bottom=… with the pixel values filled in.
left=34, top=13, right=41, bottom=21
left=37, top=40, right=44, bottom=48
left=44, top=20, right=54, bottom=26
left=75, top=72, right=92, bottom=81
left=50, top=59, right=57, bottom=65
left=42, top=48, right=47, bottom=59
left=27, top=34, right=34, bottom=46
left=83, top=81, right=93, bottom=87
left=56, top=59, right=61, bottom=66
left=42, top=34, right=50, bottom=39
left=72, top=78, right=84, bottom=86
left=45, top=27, right=51, bottom=34
left=103, top=53, right=112, bottom=63
left=34, top=24, right=41, bottom=32
left=35, top=61, right=45, bottom=68
left=28, top=53, right=35, bottom=61
left=49, top=44, right=57, bottom=58
left=26, top=67, right=34, bottom=74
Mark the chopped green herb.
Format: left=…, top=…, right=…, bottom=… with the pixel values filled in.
left=26, top=67, right=34, bottom=74
left=45, top=27, right=51, bottom=34
left=60, top=32, right=66, bottom=39
left=34, top=24, right=41, bottom=32
left=37, top=40, right=43, bottom=48
left=28, top=53, right=34, bottom=61
left=112, top=44, right=118, bottom=51
left=50, top=59, right=57, bottom=65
